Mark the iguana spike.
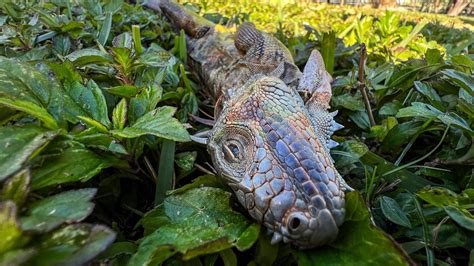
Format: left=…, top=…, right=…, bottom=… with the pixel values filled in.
left=271, top=232, right=283, bottom=244
left=331, top=122, right=344, bottom=132
left=190, top=135, right=208, bottom=145
left=330, top=110, right=338, bottom=117
left=328, top=140, right=339, bottom=149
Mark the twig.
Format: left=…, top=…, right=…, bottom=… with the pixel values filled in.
left=358, top=43, right=376, bottom=127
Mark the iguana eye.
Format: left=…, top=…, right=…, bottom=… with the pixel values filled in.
left=208, top=126, right=255, bottom=178
left=222, top=141, right=241, bottom=163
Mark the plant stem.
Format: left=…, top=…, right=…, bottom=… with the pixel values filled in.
left=358, top=43, right=376, bottom=127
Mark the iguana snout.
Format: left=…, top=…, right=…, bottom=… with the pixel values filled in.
left=208, top=76, right=345, bottom=248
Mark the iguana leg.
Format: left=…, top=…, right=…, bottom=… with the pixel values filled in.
left=233, top=22, right=300, bottom=84
left=298, top=50, right=352, bottom=191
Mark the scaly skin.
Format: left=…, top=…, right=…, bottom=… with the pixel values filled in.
left=145, top=0, right=351, bottom=249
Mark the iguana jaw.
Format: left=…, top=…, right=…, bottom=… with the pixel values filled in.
left=207, top=76, right=345, bottom=248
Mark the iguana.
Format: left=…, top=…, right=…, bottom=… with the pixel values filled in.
left=145, top=0, right=352, bottom=249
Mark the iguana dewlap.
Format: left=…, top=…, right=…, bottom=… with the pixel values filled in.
left=146, top=0, right=351, bottom=249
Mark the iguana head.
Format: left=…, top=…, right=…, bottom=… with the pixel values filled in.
left=207, top=74, right=346, bottom=248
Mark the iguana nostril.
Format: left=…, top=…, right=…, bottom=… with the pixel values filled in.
left=290, top=216, right=301, bottom=230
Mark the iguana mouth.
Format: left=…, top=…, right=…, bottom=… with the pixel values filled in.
left=145, top=0, right=352, bottom=249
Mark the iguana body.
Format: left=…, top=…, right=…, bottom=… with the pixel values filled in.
left=146, top=0, right=351, bottom=248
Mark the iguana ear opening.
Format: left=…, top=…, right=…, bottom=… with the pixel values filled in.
left=297, top=49, right=333, bottom=108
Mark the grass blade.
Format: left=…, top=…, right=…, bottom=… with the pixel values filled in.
left=155, top=140, right=176, bottom=205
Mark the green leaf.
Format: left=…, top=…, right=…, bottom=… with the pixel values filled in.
left=111, top=106, right=190, bottom=142
left=0, top=126, right=59, bottom=181
left=235, top=223, right=260, bottom=251
left=168, top=175, right=224, bottom=195
left=380, top=196, right=412, bottom=228
left=442, top=69, right=474, bottom=96
left=105, top=85, right=141, bottom=98
left=0, top=98, right=58, bottom=130
left=320, top=31, right=336, bottom=75
left=416, top=187, right=459, bottom=207
left=26, top=224, right=116, bottom=265
left=1, top=169, right=31, bottom=207
left=175, top=151, right=197, bottom=171
left=414, top=81, right=442, bottom=109
left=219, top=249, right=237, bottom=266
left=296, top=192, right=411, bottom=265
left=130, top=187, right=258, bottom=265
left=0, top=201, right=22, bottom=254
left=21, top=188, right=97, bottom=233
left=97, top=11, right=112, bottom=46
left=444, top=206, right=474, bottom=231
left=78, top=115, right=109, bottom=133
left=396, top=102, right=442, bottom=119
left=112, top=98, right=127, bottom=130
left=62, top=79, right=111, bottom=127
left=65, top=48, right=112, bottom=66
left=0, top=248, right=36, bottom=266
left=97, top=241, right=137, bottom=260
left=425, top=49, right=442, bottom=65
left=0, top=57, right=65, bottom=126
left=31, top=147, right=117, bottom=190
left=128, top=86, right=162, bottom=124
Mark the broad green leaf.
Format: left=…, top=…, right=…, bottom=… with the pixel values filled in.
left=442, top=69, right=474, bottom=96
left=112, top=98, right=127, bottom=130
left=444, top=206, right=474, bottom=231
left=111, top=106, right=190, bottom=142
left=0, top=126, right=59, bottom=181
left=175, top=151, right=197, bottom=171
left=105, top=85, right=141, bottom=98
left=130, top=187, right=258, bottom=265
left=31, top=147, right=117, bottom=190
left=112, top=32, right=133, bottom=49
left=168, top=175, right=225, bottom=195
left=1, top=169, right=30, bottom=207
left=97, top=11, right=112, bottom=46
left=128, top=86, right=162, bottom=124
left=295, top=192, right=411, bottom=265
left=65, top=48, right=112, bottom=66
left=62, top=79, right=111, bottom=127
left=425, top=49, right=442, bottom=65
left=0, top=57, right=65, bottom=126
left=0, top=98, right=58, bottom=130
left=97, top=242, right=137, bottom=260
left=396, top=102, right=442, bottom=119
left=417, top=187, right=459, bottom=207
left=321, top=31, right=335, bottom=75
left=235, top=223, right=261, bottom=251
left=414, top=81, right=442, bottom=109
left=26, top=224, right=116, bottom=265
left=380, top=196, right=412, bottom=228
left=78, top=115, right=109, bottom=133
left=332, top=93, right=365, bottom=111
left=21, top=188, right=97, bottom=233
left=0, top=201, right=22, bottom=254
